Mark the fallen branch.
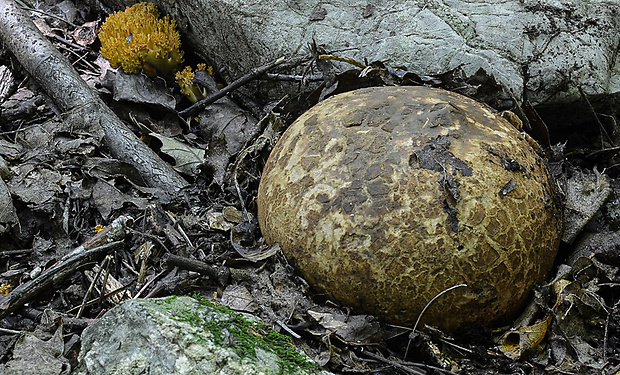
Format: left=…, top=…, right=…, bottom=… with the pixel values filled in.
left=0, top=0, right=187, bottom=193
left=165, top=253, right=230, bottom=284
left=180, top=56, right=293, bottom=117
left=0, top=215, right=133, bottom=319
left=0, top=241, right=123, bottom=319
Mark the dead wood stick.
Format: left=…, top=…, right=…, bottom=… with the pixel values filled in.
left=0, top=0, right=187, bottom=193
left=264, top=73, right=323, bottom=82
left=0, top=215, right=132, bottom=319
left=62, top=215, right=133, bottom=260
left=20, top=306, right=95, bottom=330
left=179, top=56, right=289, bottom=117
left=577, top=85, right=613, bottom=146
left=0, top=249, right=34, bottom=258
left=358, top=350, right=426, bottom=375
left=0, top=241, right=122, bottom=319
left=165, top=253, right=230, bottom=285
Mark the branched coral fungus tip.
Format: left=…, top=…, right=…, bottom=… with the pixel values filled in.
left=98, top=2, right=184, bottom=78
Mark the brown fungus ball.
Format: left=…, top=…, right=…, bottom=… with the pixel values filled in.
left=257, top=86, right=562, bottom=333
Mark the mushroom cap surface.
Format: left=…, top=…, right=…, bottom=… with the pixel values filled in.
left=257, top=86, right=562, bottom=332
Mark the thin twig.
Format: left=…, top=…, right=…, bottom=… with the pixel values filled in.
left=66, top=282, right=134, bottom=314
left=0, top=241, right=123, bottom=319
left=318, top=54, right=367, bottom=69
left=77, top=256, right=108, bottom=318
left=0, top=327, right=21, bottom=335
left=578, top=85, right=613, bottom=147
left=165, top=253, right=229, bottom=284
left=404, top=283, right=468, bottom=358
left=0, top=249, right=34, bottom=258
left=587, top=145, right=620, bottom=157
left=133, top=269, right=167, bottom=299
left=263, top=73, right=323, bottom=82
left=413, top=283, right=468, bottom=334
left=179, top=56, right=291, bottom=117
left=603, top=302, right=617, bottom=365
left=99, top=256, right=113, bottom=304
left=18, top=3, right=79, bottom=29
left=274, top=319, right=301, bottom=339
left=359, top=349, right=426, bottom=375
left=502, top=85, right=531, bottom=131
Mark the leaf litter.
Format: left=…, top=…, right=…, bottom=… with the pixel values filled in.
left=0, top=1, right=619, bottom=374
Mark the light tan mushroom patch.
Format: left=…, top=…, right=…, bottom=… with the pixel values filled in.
left=258, top=86, right=562, bottom=333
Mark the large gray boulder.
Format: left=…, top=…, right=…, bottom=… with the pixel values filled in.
left=98, top=0, right=620, bottom=109
left=76, top=296, right=330, bottom=375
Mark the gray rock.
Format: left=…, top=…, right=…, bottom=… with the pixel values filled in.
left=99, top=0, right=620, bottom=109
left=76, top=296, right=330, bottom=375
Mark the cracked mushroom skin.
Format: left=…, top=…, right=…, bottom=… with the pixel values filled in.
left=257, top=86, right=563, bottom=333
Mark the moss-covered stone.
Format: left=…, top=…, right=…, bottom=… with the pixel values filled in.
left=76, top=296, right=330, bottom=375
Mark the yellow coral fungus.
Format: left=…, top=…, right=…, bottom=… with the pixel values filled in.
left=98, top=2, right=183, bottom=77
left=175, top=65, right=208, bottom=103
left=0, top=284, right=11, bottom=296
left=197, top=63, right=214, bottom=76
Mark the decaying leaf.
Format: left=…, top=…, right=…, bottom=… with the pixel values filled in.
left=71, top=20, right=98, bottom=46
left=8, top=165, right=63, bottom=210
left=83, top=262, right=132, bottom=305
left=92, top=179, right=148, bottom=219
left=2, top=324, right=69, bottom=375
left=498, top=315, right=552, bottom=359
left=561, top=167, right=611, bottom=244
left=536, top=256, right=615, bottom=372
left=149, top=132, right=205, bottom=176
left=82, top=157, right=147, bottom=187
left=221, top=285, right=258, bottom=313
left=109, top=70, right=177, bottom=110
left=222, top=206, right=243, bottom=224
left=197, top=71, right=260, bottom=185
left=308, top=310, right=383, bottom=345
left=568, top=231, right=620, bottom=270
left=204, top=210, right=235, bottom=231
left=229, top=222, right=279, bottom=262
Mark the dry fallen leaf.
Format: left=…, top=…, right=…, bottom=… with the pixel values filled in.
left=221, top=285, right=258, bottom=313
left=498, top=315, right=552, bottom=359
left=3, top=324, right=69, bottom=374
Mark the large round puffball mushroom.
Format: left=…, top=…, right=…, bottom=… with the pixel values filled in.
left=257, top=86, right=562, bottom=333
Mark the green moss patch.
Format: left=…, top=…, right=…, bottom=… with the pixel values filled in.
left=166, top=294, right=322, bottom=374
